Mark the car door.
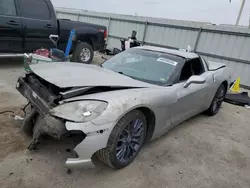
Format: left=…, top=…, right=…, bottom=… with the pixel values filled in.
left=0, top=0, right=23, bottom=52
left=18, top=0, right=57, bottom=52
left=170, top=58, right=212, bottom=126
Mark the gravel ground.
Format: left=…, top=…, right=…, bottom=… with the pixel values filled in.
left=0, top=57, right=250, bottom=188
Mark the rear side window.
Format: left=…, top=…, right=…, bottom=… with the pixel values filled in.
left=0, top=0, right=17, bottom=16
left=19, top=0, right=51, bottom=20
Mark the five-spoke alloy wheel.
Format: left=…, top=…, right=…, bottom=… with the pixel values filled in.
left=97, top=110, right=147, bottom=169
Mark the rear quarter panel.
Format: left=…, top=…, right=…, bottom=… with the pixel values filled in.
left=58, top=20, right=106, bottom=51
left=203, top=66, right=232, bottom=109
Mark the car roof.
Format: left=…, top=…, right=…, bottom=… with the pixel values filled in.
left=135, top=46, right=199, bottom=59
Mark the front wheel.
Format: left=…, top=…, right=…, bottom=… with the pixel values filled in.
left=205, top=84, right=226, bottom=116
left=72, top=42, right=94, bottom=64
left=97, top=110, right=147, bottom=169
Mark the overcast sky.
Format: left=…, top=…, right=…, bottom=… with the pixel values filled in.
left=51, top=0, right=250, bottom=26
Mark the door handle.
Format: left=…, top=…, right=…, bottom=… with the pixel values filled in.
left=6, top=20, right=19, bottom=26
left=44, top=24, right=53, bottom=28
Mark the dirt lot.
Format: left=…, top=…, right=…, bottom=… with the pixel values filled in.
left=0, top=57, right=250, bottom=188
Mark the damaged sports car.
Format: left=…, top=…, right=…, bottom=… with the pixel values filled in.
left=16, top=46, right=232, bottom=169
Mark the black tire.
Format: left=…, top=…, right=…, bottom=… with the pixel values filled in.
left=72, top=42, right=94, bottom=64
left=205, top=84, right=226, bottom=116
left=97, top=110, right=147, bottom=169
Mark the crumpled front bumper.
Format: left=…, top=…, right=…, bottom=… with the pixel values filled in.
left=26, top=114, right=114, bottom=169
left=16, top=75, right=115, bottom=169
left=64, top=121, right=113, bottom=169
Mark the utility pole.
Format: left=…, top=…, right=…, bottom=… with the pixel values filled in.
left=249, top=15, right=250, bottom=28
left=235, top=0, right=246, bottom=26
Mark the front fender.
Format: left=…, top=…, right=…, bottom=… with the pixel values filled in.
left=91, top=96, right=154, bottom=126
left=89, top=88, right=176, bottom=136
left=62, top=88, right=176, bottom=137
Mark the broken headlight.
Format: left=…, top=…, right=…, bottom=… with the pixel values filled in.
left=50, top=100, right=108, bottom=122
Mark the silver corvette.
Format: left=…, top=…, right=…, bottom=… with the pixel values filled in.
left=16, top=46, right=232, bottom=169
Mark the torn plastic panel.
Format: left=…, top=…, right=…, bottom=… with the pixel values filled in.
left=22, top=105, right=114, bottom=169
left=65, top=121, right=114, bottom=169
left=28, top=115, right=70, bottom=150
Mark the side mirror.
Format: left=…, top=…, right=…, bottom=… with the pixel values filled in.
left=49, top=34, right=59, bottom=47
left=183, top=75, right=205, bottom=88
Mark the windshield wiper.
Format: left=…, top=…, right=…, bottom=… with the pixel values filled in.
left=165, top=84, right=173, bottom=87
left=117, top=72, right=135, bottom=79
left=118, top=72, right=172, bottom=86
left=95, top=63, right=103, bottom=67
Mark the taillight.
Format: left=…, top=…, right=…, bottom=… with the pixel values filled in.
left=104, top=29, right=107, bottom=40
left=98, top=29, right=107, bottom=40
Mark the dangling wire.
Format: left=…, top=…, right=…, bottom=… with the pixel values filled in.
left=0, top=110, right=15, bottom=115
left=20, top=102, right=30, bottom=117
left=0, top=102, right=30, bottom=117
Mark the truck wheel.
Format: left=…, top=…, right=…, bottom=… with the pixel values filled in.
left=73, top=42, right=94, bottom=64
left=97, top=110, right=147, bottom=169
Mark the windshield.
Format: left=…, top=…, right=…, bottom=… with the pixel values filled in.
left=102, top=48, right=184, bottom=86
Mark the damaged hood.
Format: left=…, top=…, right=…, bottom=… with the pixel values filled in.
left=29, top=63, right=156, bottom=88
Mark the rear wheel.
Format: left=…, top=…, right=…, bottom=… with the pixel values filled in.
left=72, top=42, right=94, bottom=64
left=97, top=110, right=147, bottom=169
left=205, top=84, right=226, bottom=116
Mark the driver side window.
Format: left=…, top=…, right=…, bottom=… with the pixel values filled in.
left=179, top=58, right=205, bottom=82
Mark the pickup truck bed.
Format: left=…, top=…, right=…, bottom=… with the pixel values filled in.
left=58, top=19, right=106, bottom=52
